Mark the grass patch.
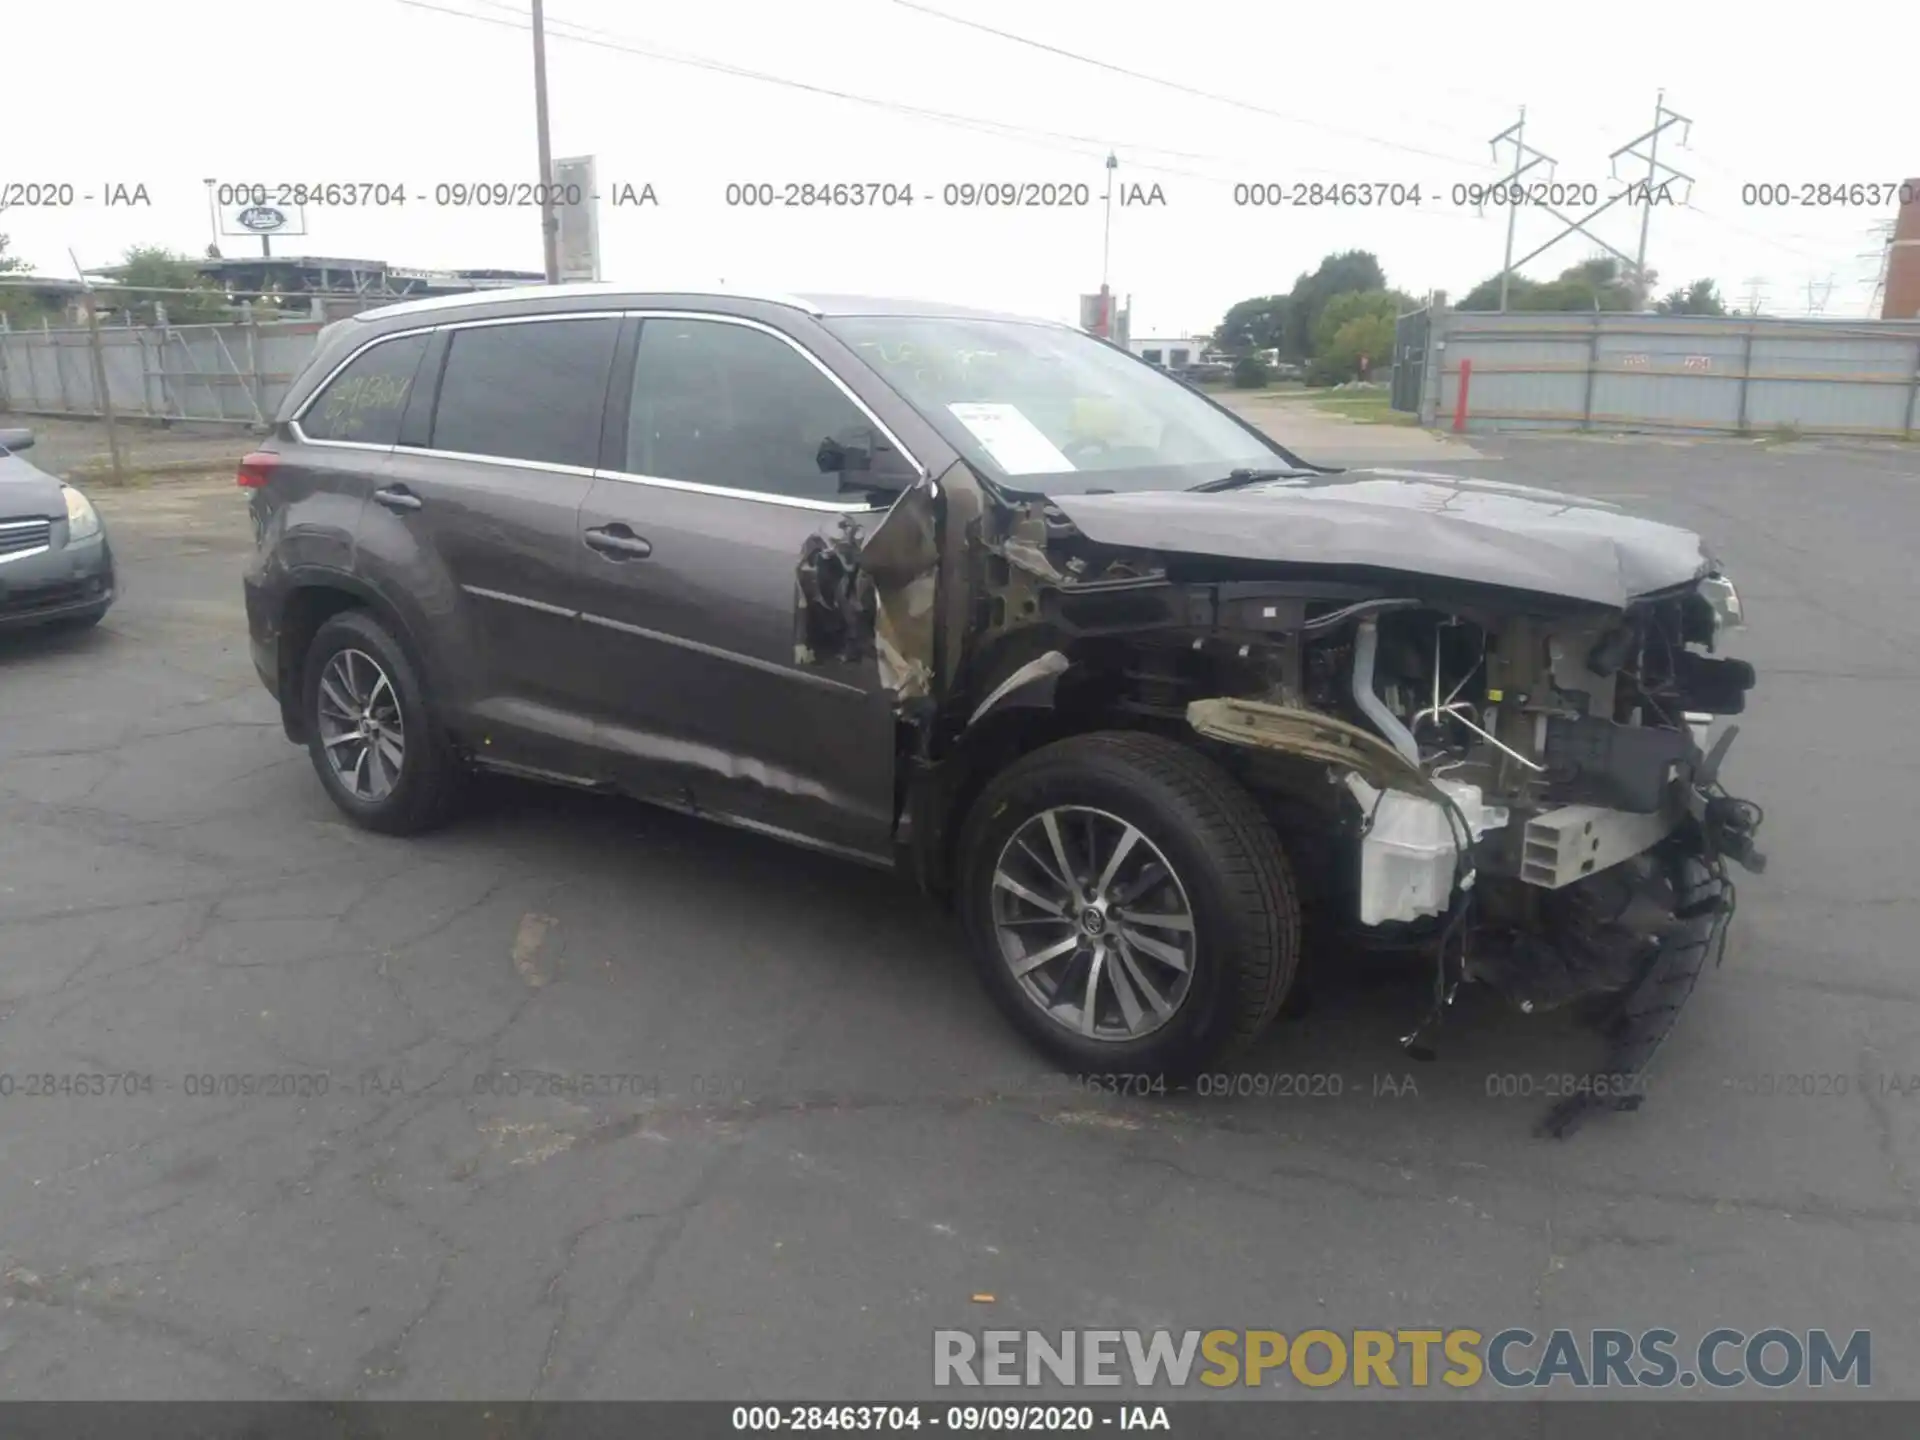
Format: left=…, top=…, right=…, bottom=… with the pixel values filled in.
left=1307, top=391, right=1419, bottom=426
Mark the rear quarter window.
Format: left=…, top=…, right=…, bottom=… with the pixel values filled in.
left=297, top=333, right=431, bottom=445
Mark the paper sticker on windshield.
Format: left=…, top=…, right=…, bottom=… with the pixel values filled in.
left=947, top=403, right=1077, bottom=475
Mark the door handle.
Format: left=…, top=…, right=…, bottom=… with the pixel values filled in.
left=584, top=525, right=653, bottom=560
left=372, top=486, right=422, bottom=513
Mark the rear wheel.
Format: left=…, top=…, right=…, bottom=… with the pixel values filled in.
left=301, top=609, right=464, bottom=834
left=957, top=731, right=1300, bottom=1079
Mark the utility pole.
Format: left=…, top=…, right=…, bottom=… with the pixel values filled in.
left=1487, top=107, right=1556, bottom=313
left=531, top=0, right=561, bottom=285
left=1099, top=152, right=1118, bottom=337
left=1610, top=90, right=1694, bottom=305
left=69, top=250, right=127, bottom=490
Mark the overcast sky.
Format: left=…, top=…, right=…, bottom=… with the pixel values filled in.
left=6, top=0, right=1917, bottom=331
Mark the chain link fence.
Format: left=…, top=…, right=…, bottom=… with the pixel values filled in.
left=0, top=313, right=327, bottom=426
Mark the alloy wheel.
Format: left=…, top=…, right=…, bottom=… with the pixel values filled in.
left=316, top=647, right=407, bottom=802
left=989, top=805, right=1198, bottom=1041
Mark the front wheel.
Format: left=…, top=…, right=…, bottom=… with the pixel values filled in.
left=957, top=731, right=1301, bottom=1079
left=300, top=609, right=465, bottom=835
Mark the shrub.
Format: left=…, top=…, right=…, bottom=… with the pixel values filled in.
left=1231, top=355, right=1271, bottom=388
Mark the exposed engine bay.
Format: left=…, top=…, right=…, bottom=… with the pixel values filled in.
left=797, top=466, right=1769, bottom=1136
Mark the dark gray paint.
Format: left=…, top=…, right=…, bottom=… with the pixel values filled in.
left=252, top=293, right=961, bottom=861
left=250, top=286, right=1733, bottom=868
left=1047, top=467, right=1718, bottom=608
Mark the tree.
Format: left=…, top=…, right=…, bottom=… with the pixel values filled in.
left=0, top=234, right=51, bottom=323
left=1307, top=290, right=1405, bottom=384
left=1283, top=249, right=1386, bottom=359
left=1215, top=250, right=1408, bottom=368
left=115, top=245, right=229, bottom=323
left=1458, top=256, right=1650, bottom=313
left=1213, top=294, right=1290, bottom=354
left=1655, top=279, right=1728, bottom=316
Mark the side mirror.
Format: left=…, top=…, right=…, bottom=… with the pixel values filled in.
left=0, top=428, right=36, bottom=454
left=818, top=430, right=919, bottom=490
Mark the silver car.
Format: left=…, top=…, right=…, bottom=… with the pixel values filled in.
left=0, top=428, right=116, bottom=634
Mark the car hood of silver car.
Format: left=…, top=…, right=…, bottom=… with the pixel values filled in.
left=0, top=450, right=65, bottom=517
left=1040, top=468, right=1716, bottom=609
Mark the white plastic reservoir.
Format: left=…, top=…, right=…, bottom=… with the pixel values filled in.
left=1342, top=774, right=1510, bottom=927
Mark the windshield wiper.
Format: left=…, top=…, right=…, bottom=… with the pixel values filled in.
left=1186, top=467, right=1309, bottom=493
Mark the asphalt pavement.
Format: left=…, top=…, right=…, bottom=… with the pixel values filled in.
left=1, top=424, right=1917, bottom=1402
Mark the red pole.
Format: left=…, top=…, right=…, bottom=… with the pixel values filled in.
left=1452, top=357, right=1473, bottom=433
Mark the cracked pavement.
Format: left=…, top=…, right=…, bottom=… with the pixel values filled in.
left=1, top=435, right=1917, bottom=1401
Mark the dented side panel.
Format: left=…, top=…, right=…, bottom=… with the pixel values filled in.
left=574, top=474, right=899, bottom=857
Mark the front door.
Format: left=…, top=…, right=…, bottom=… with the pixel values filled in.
left=569, top=313, right=902, bottom=860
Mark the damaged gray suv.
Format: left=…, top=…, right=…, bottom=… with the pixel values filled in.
left=242, top=285, right=1765, bottom=1130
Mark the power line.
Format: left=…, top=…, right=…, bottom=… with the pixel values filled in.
left=888, top=0, right=1498, bottom=171
left=403, top=0, right=1496, bottom=217
left=1682, top=202, right=1844, bottom=267
left=415, top=0, right=1230, bottom=172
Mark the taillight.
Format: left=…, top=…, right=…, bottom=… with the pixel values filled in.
left=237, top=451, right=280, bottom=489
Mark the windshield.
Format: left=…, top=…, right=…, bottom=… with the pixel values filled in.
left=824, top=315, right=1300, bottom=495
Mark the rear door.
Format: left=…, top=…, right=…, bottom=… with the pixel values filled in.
left=267, top=328, right=433, bottom=565
left=362, top=312, right=621, bottom=770
left=569, top=311, right=910, bottom=859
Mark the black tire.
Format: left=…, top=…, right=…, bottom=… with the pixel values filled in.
left=300, top=609, right=465, bottom=835
left=957, top=730, right=1301, bottom=1079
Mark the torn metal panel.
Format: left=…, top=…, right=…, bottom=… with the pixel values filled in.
left=793, top=517, right=874, bottom=668
left=858, top=476, right=943, bottom=704
left=1185, top=696, right=1422, bottom=792
left=966, top=650, right=1070, bottom=730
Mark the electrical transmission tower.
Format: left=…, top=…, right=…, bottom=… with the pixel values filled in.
left=1739, top=277, right=1769, bottom=316
left=1610, top=91, right=1696, bottom=297
left=1862, top=220, right=1897, bottom=317
left=1803, top=276, right=1836, bottom=315
left=1487, top=107, right=1556, bottom=313
left=1487, top=93, right=1694, bottom=310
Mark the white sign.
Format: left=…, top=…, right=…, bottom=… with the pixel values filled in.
left=219, top=201, right=307, bottom=237
left=553, top=155, right=601, bottom=282
left=948, top=403, right=1077, bottom=476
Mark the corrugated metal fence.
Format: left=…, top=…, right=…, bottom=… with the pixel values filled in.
left=1402, top=308, right=1920, bottom=439
left=0, top=316, right=325, bottom=425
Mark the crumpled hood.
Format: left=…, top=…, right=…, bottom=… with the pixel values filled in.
left=1044, top=468, right=1715, bottom=609
left=0, top=451, right=66, bottom=519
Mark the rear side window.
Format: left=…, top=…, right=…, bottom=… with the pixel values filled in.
left=429, top=318, right=620, bottom=468
left=298, top=333, right=430, bottom=444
